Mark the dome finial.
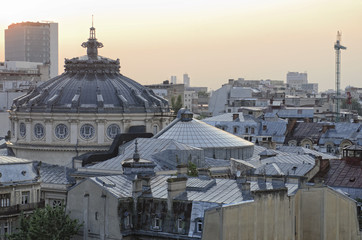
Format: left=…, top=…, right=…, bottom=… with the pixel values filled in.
left=133, top=140, right=140, bottom=162
left=81, top=16, right=104, bottom=59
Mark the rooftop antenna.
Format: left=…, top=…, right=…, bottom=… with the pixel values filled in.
left=334, top=31, right=347, bottom=122
left=92, top=14, right=94, bottom=28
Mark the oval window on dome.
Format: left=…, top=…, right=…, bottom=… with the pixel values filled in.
left=107, top=124, right=120, bottom=139
left=34, top=123, right=45, bottom=139
left=19, top=123, right=26, bottom=138
left=55, top=124, right=69, bottom=139
left=80, top=124, right=95, bottom=140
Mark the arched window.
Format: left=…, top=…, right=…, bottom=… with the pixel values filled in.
left=55, top=124, right=68, bottom=139
left=80, top=124, right=95, bottom=140
left=326, top=144, right=333, bottom=153
left=153, top=125, right=158, bottom=135
left=107, top=124, right=120, bottom=139
left=19, top=122, right=26, bottom=137
left=34, top=123, right=45, bottom=139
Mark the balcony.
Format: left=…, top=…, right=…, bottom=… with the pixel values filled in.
left=0, top=201, right=45, bottom=216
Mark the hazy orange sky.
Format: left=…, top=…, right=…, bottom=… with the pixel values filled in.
left=1, top=0, right=361, bottom=92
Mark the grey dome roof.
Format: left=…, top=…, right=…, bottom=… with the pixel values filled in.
left=154, top=111, right=254, bottom=149
left=12, top=26, right=168, bottom=114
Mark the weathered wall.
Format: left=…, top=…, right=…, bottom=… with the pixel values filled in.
left=295, top=186, right=361, bottom=240
left=66, top=179, right=122, bottom=240
left=202, top=189, right=293, bottom=240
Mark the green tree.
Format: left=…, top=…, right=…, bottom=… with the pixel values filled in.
left=8, top=205, right=82, bottom=240
left=171, top=95, right=183, bottom=114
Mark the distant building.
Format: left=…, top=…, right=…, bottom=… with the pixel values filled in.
left=145, top=81, right=185, bottom=110
left=170, top=75, right=177, bottom=84
left=301, top=83, right=318, bottom=94
left=183, top=73, right=190, bottom=88
left=287, top=72, right=308, bottom=90
left=5, top=21, right=58, bottom=78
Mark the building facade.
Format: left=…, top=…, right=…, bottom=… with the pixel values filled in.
left=5, top=21, right=58, bottom=78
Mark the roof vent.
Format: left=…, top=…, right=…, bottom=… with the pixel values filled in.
left=177, top=109, right=193, bottom=122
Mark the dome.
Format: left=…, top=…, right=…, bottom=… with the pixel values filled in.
left=11, top=27, right=168, bottom=114
left=154, top=110, right=254, bottom=160
left=8, top=24, right=172, bottom=166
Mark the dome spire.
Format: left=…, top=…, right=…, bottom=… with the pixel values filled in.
left=81, top=16, right=104, bottom=60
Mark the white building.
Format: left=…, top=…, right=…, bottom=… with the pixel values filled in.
left=183, top=73, right=190, bottom=88
left=5, top=21, right=58, bottom=78
left=286, top=72, right=308, bottom=90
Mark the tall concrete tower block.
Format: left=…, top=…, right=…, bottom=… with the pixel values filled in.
left=5, top=21, right=58, bottom=79
left=183, top=73, right=190, bottom=88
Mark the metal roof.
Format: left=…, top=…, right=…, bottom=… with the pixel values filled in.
left=155, top=118, right=254, bottom=149
left=88, top=138, right=204, bottom=172
left=319, top=123, right=362, bottom=145
left=276, top=146, right=339, bottom=160
left=324, top=159, right=362, bottom=189
left=254, top=162, right=313, bottom=177
left=39, top=162, right=76, bottom=185
left=203, top=113, right=245, bottom=122
left=90, top=174, right=299, bottom=204
left=261, top=154, right=315, bottom=165
left=0, top=156, right=37, bottom=183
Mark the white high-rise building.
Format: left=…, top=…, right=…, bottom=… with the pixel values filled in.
left=183, top=73, right=190, bottom=88
left=170, top=75, right=177, bottom=84
left=286, top=72, right=307, bottom=90
left=5, top=21, right=58, bottom=79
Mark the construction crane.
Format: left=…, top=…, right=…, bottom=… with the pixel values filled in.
left=334, top=31, right=346, bottom=122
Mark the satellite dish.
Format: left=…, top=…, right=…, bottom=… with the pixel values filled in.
left=236, top=171, right=241, bottom=178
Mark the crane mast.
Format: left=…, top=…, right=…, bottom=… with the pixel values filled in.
left=334, top=31, right=346, bottom=122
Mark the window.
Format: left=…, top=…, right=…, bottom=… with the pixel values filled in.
left=21, top=191, right=30, bottom=205
left=297, top=109, right=302, bottom=114
left=263, top=125, right=267, bottom=131
left=233, top=127, right=238, bottom=134
left=196, top=219, right=203, bottom=232
left=34, top=123, right=45, bottom=139
left=177, top=218, right=184, bottom=232
left=0, top=194, right=10, bottom=207
left=245, top=128, right=249, bottom=134
left=251, top=128, right=255, bottom=134
left=55, top=124, right=68, bottom=139
left=153, top=125, right=158, bottom=135
left=19, top=123, right=26, bottom=137
left=326, top=144, right=333, bottom=153
left=124, top=214, right=131, bottom=228
left=305, top=144, right=310, bottom=149
left=107, top=124, right=120, bottom=139
left=153, top=217, right=161, bottom=230
left=52, top=199, right=62, bottom=208
left=80, top=124, right=95, bottom=139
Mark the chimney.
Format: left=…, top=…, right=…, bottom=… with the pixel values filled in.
left=321, top=124, right=335, bottom=133
left=176, top=164, right=188, bottom=178
left=132, top=177, right=143, bottom=197
left=228, top=79, right=234, bottom=85
left=241, top=182, right=251, bottom=193
left=167, top=177, right=187, bottom=211
left=197, top=168, right=211, bottom=180
left=233, top=113, right=239, bottom=121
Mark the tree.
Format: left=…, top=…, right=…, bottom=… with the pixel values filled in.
left=341, top=98, right=362, bottom=116
left=171, top=95, right=183, bottom=114
left=8, top=205, right=82, bottom=240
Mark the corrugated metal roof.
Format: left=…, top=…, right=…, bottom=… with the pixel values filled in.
left=89, top=138, right=204, bottom=171
left=319, top=123, right=362, bottom=145
left=203, top=113, right=245, bottom=122
left=261, top=154, right=315, bottom=165
left=254, top=162, right=314, bottom=177
left=39, top=163, right=76, bottom=185
left=0, top=156, right=37, bottom=183
left=92, top=174, right=299, bottom=204
left=276, top=146, right=339, bottom=160
left=155, top=118, right=254, bottom=149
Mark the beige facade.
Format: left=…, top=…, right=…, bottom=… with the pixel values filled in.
left=66, top=179, right=122, bottom=240
left=203, top=186, right=361, bottom=240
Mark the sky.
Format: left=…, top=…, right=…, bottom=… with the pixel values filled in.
left=1, top=0, right=361, bottom=92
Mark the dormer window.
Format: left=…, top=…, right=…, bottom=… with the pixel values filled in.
left=152, top=216, right=162, bottom=231
left=196, top=219, right=203, bottom=233
left=177, top=218, right=184, bottom=233
left=124, top=212, right=131, bottom=229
